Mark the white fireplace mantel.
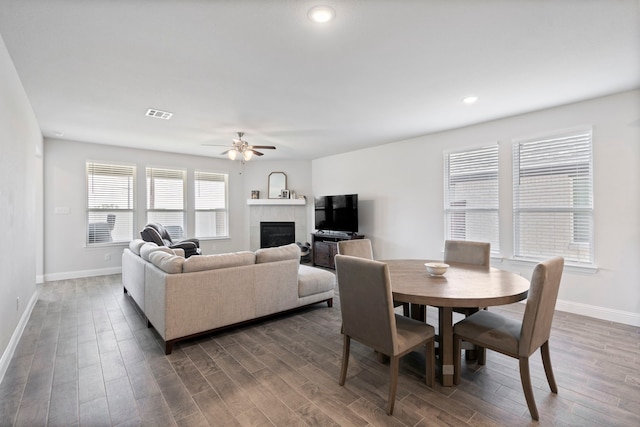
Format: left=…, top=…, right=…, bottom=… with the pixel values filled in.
left=248, top=199, right=307, bottom=250
left=247, top=199, right=306, bottom=206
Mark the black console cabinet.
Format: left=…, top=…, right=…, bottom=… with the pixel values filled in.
left=311, top=232, right=365, bottom=269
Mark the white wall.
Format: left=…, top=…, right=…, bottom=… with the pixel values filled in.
left=43, top=140, right=313, bottom=279
left=0, top=34, right=41, bottom=376
left=312, top=90, right=640, bottom=325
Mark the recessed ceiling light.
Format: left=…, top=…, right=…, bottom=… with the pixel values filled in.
left=146, top=108, right=173, bottom=120
left=308, top=5, right=335, bottom=23
left=463, top=96, right=478, bottom=104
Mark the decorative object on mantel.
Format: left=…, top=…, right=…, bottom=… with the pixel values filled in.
left=281, top=189, right=290, bottom=199
left=268, top=172, right=287, bottom=198
left=251, top=190, right=259, bottom=199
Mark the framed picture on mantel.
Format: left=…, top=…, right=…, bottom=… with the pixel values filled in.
left=281, top=189, right=290, bottom=199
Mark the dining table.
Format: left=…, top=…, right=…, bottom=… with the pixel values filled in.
left=383, top=259, right=531, bottom=386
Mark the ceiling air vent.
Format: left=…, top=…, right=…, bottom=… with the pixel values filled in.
left=146, top=108, right=173, bottom=120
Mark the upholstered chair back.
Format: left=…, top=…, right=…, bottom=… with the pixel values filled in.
left=519, top=256, right=564, bottom=357
left=337, top=239, right=373, bottom=260
left=335, top=255, right=397, bottom=355
left=444, top=240, right=490, bottom=267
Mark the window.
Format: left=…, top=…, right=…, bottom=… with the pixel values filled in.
left=513, top=129, right=593, bottom=265
left=146, top=167, right=186, bottom=240
left=86, top=162, right=135, bottom=244
left=194, top=171, right=229, bottom=238
left=444, top=145, right=500, bottom=254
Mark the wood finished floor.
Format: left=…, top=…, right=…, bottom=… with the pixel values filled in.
left=1, top=274, right=639, bottom=427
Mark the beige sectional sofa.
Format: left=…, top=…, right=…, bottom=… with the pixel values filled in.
left=122, top=240, right=336, bottom=354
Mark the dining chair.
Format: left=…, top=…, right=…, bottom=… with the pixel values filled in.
left=444, top=239, right=491, bottom=267
left=337, top=238, right=374, bottom=260
left=444, top=239, right=491, bottom=362
left=452, top=256, right=564, bottom=421
left=337, top=239, right=410, bottom=316
left=335, top=254, right=436, bottom=415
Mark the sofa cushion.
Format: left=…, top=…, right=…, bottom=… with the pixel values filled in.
left=140, top=242, right=175, bottom=261
left=298, top=265, right=336, bottom=297
left=255, top=243, right=300, bottom=264
left=129, top=239, right=146, bottom=255
left=182, top=252, right=256, bottom=273
left=149, top=251, right=184, bottom=274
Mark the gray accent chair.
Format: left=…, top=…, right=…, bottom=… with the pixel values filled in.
left=453, top=256, right=564, bottom=421
left=444, top=239, right=491, bottom=362
left=335, top=254, right=436, bottom=415
left=337, top=239, right=410, bottom=317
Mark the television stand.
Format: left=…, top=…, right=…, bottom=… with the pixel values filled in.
left=311, top=232, right=365, bottom=269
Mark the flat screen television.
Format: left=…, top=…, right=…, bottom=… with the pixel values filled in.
left=314, top=194, right=358, bottom=234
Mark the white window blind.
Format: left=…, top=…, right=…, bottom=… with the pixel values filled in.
left=86, top=162, right=135, bottom=244
left=513, top=129, right=593, bottom=264
left=444, top=145, right=499, bottom=254
left=194, top=171, right=229, bottom=238
left=146, top=167, right=186, bottom=240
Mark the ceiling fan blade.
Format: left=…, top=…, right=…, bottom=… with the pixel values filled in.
left=249, top=149, right=264, bottom=156
left=220, top=149, right=231, bottom=155
left=248, top=145, right=276, bottom=150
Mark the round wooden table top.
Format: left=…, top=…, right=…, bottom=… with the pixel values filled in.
left=383, top=259, right=530, bottom=308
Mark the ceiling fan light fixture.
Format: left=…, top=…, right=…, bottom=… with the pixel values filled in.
left=308, top=5, right=335, bottom=23
left=217, top=132, right=275, bottom=161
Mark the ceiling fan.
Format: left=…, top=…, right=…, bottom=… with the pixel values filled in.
left=216, top=132, right=276, bottom=161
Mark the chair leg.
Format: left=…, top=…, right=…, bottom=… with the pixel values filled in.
left=477, top=346, right=486, bottom=365
left=519, top=357, right=539, bottom=421
left=425, top=340, right=435, bottom=387
left=541, top=341, right=558, bottom=393
left=387, top=356, right=400, bottom=415
left=339, top=335, right=351, bottom=386
left=453, top=334, right=461, bottom=385
left=465, top=347, right=478, bottom=361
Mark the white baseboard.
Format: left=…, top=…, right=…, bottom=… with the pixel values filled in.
left=0, top=288, right=40, bottom=384
left=43, top=266, right=122, bottom=282
left=555, top=299, right=640, bottom=327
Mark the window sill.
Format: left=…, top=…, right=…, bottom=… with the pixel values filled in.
left=493, top=256, right=599, bottom=274
left=195, top=236, right=231, bottom=242
left=85, top=241, right=128, bottom=249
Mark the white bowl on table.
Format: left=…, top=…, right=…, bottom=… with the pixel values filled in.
left=425, top=262, right=449, bottom=276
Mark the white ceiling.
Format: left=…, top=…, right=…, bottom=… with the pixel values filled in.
left=1, top=0, right=638, bottom=160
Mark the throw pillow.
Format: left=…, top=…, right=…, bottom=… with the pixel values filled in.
left=140, top=243, right=174, bottom=261
left=149, top=251, right=184, bottom=274
left=129, top=239, right=146, bottom=255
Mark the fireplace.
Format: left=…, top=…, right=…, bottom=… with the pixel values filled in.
left=260, top=222, right=295, bottom=248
